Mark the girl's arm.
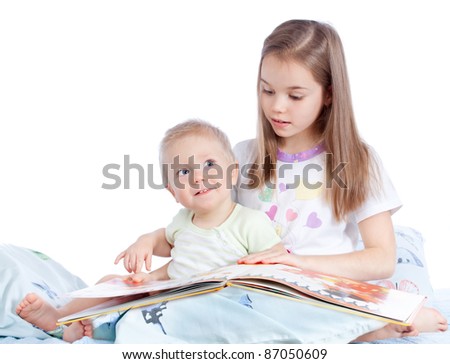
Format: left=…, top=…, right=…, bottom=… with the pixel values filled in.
left=238, top=211, right=396, bottom=281
left=114, top=228, right=171, bottom=273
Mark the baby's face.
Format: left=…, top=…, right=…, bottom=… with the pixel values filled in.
left=164, top=135, right=237, bottom=214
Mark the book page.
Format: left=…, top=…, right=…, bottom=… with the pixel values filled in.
left=64, top=263, right=426, bottom=324
left=66, top=264, right=254, bottom=298
left=229, top=264, right=426, bottom=324
left=58, top=282, right=225, bottom=324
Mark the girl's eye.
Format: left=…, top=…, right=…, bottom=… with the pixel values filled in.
left=289, top=95, right=303, bottom=101
left=262, top=88, right=274, bottom=95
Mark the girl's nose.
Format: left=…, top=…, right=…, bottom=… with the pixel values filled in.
left=271, top=95, right=287, bottom=113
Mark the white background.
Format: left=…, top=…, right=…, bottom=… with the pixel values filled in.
left=1, top=0, right=449, bottom=289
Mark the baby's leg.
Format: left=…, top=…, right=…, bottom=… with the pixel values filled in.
left=16, top=293, right=60, bottom=331
left=16, top=293, right=114, bottom=332
left=16, top=274, right=125, bottom=332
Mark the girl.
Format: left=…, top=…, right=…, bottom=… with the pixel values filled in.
left=116, top=19, right=446, bottom=342
left=235, top=19, right=399, bottom=281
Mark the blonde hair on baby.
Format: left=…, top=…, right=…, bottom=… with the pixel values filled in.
left=159, top=119, right=235, bottom=187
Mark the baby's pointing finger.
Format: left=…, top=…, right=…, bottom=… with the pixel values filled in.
left=114, top=251, right=125, bottom=265
left=145, top=255, right=152, bottom=271
left=134, top=257, right=143, bottom=274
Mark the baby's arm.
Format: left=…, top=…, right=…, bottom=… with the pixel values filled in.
left=114, top=228, right=171, bottom=273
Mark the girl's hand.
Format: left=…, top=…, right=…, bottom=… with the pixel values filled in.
left=237, top=242, right=301, bottom=267
left=114, top=233, right=156, bottom=273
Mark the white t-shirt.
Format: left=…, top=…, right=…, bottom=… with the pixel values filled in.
left=166, top=203, right=281, bottom=279
left=233, top=139, right=402, bottom=256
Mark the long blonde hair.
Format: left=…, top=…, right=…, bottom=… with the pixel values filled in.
left=253, top=19, right=377, bottom=221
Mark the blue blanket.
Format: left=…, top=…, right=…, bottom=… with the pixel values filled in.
left=2, top=224, right=449, bottom=344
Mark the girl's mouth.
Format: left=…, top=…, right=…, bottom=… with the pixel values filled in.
left=271, top=118, right=291, bottom=126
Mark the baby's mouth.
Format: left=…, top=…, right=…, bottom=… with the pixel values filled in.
left=195, top=188, right=212, bottom=196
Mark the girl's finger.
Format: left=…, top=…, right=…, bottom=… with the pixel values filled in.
left=260, top=253, right=288, bottom=264
left=238, top=253, right=265, bottom=263
left=240, top=252, right=273, bottom=264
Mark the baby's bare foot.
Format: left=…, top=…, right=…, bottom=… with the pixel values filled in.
left=413, top=307, right=448, bottom=333
left=62, top=320, right=93, bottom=343
left=16, top=293, right=59, bottom=332
left=81, top=319, right=93, bottom=338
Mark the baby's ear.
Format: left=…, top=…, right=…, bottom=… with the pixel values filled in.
left=230, top=161, right=239, bottom=186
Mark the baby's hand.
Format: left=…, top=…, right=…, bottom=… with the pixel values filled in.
left=114, top=233, right=155, bottom=273
left=124, top=272, right=153, bottom=284
left=124, top=269, right=166, bottom=285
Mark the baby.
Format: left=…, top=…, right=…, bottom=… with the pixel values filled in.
left=16, top=119, right=281, bottom=342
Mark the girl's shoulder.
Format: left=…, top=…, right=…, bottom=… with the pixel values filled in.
left=364, top=143, right=383, bottom=165
left=233, top=138, right=256, bottom=153
left=364, top=143, right=388, bottom=177
left=233, top=139, right=257, bottom=164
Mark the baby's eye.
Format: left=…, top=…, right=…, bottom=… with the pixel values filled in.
left=204, top=160, right=216, bottom=168
left=177, top=168, right=190, bottom=176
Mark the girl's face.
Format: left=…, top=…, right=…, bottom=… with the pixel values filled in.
left=260, top=54, right=331, bottom=152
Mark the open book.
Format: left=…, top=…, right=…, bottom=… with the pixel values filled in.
left=58, top=264, right=426, bottom=326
